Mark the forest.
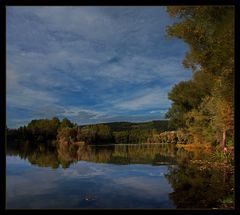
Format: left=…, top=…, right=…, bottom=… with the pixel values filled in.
left=6, top=117, right=173, bottom=146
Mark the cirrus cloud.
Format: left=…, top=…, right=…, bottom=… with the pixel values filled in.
left=7, top=6, right=191, bottom=128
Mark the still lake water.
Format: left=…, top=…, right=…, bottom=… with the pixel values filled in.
left=6, top=143, right=234, bottom=209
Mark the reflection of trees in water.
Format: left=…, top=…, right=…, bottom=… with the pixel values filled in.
left=165, top=149, right=234, bottom=208
left=60, top=143, right=178, bottom=166
left=7, top=140, right=60, bottom=168
left=111, top=144, right=177, bottom=164
left=6, top=140, right=178, bottom=168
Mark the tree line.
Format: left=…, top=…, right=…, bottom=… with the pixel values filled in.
left=7, top=117, right=171, bottom=145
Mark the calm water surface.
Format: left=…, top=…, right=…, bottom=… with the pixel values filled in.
left=6, top=144, right=233, bottom=209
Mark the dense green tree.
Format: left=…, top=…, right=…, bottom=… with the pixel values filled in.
left=26, top=117, right=61, bottom=141
left=96, top=124, right=114, bottom=143
left=59, top=118, right=74, bottom=130
left=166, top=6, right=234, bottom=74
left=76, top=124, right=113, bottom=144
left=166, top=80, right=203, bottom=129
left=165, top=6, right=234, bottom=148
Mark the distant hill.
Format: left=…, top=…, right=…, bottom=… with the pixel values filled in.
left=81, top=120, right=172, bottom=132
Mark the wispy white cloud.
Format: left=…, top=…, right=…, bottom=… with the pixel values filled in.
left=6, top=66, right=59, bottom=111
left=112, top=87, right=170, bottom=111
left=61, top=107, right=107, bottom=121
left=149, top=110, right=165, bottom=114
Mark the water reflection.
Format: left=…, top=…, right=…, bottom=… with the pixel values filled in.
left=7, top=141, right=177, bottom=168
left=6, top=157, right=175, bottom=208
left=166, top=147, right=234, bottom=208
left=166, top=160, right=234, bottom=208
left=6, top=141, right=234, bottom=209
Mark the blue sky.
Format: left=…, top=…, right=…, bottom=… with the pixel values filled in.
left=6, top=6, right=192, bottom=128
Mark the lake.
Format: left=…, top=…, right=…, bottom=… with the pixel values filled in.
left=6, top=143, right=234, bottom=209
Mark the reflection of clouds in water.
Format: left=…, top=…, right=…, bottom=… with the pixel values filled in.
left=112, top=175, right=173, bottom=198
left=63, top=162, right=169, bottom=180
left=7, top=156, right=30, bottom=166
left=6, top=157, right=175, bottom=208
left=87, top=164, right=174, bottom=199
left=7, top=161, right=107, bottom=200
left=116, top=164, right=168, bottom=177
left=7, top=169, right=59, bottom=199
left=61, top=162, right=107, bottom=178
left=148, top=172, right=165, bottom=177
left=61, top=166, right=104, bottom=178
